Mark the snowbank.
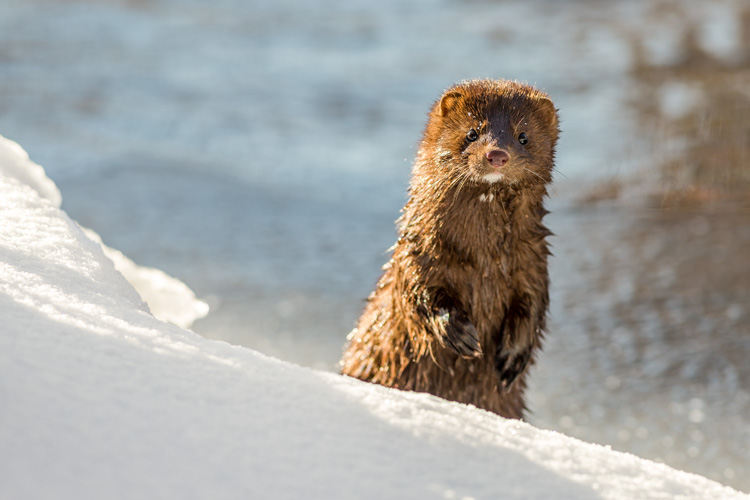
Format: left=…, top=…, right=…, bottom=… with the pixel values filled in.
left=0, top=135, right=745, bottom=500
left=0, top=135, right=207, bottom=329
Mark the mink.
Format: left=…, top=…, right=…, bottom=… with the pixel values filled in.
left=342, top=79, right=559, bottom=419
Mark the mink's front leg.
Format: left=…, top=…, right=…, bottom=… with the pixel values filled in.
left=495, top=345, right=533, bottom=388
left=433, top=307, right=482, bottom=359
left=493, top=295, right=545, bottom=389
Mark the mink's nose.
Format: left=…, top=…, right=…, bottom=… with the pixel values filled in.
left=486, top=149, right=510, bottom=167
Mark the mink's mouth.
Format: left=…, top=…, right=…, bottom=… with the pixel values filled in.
left=482, top=172, right=506, bottom=184
left=466, top=149, right=516, bottom=185
left=469, top=155, right=547, bottom=187
left=471, top=158, right=513, bottom=184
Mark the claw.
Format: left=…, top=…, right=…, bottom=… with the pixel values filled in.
left=437, top=309, right=482, bottom=358
left=495, top=347, right=532, bottom=389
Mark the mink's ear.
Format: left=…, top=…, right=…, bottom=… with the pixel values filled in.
left=438, top=91, right=463, bottom=117
left=536, top=97, right=559, bottom=129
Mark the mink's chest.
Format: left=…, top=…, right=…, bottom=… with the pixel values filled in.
left=435, top=191, right=531, bottom=273
left=433, top=193, right=545, bottom=330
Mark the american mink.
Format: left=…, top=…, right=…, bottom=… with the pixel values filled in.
left=341, top=79, right=559, bottom=419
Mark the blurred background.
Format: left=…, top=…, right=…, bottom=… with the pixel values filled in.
left=2, top=0, right=748, bottom=492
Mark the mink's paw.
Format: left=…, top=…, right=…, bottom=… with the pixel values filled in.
left=495, top=346, right=532, bottom=389
left=436, top=309, right=482, bottom=358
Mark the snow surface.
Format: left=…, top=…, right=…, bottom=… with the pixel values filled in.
left=82, top=227, right=209, bottom=329
left=0, top=135, right=207, bottom=329
left=0, top=137, right=746, bottom=500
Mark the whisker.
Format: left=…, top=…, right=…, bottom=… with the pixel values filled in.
left=451, top=171, right=471, bottom=206
left=552, top=166, right=569, bottom=180
left=522, top=167, right=546, bottom=183
left=524, top=167, right=559, bottom=197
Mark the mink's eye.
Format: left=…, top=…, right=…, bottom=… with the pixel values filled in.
left=466, top=129, right=479, bottom=142
left=518, top=132, right=528, bottom=145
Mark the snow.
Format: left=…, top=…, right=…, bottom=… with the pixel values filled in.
left=0, top=136, right=746, bottom=500
left=82, top=228, right=209, bottom=329
left=0, top=136, right=61, bottom=208
left=0, top=135, right=207, bottom=330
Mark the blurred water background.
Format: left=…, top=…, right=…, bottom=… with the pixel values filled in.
left=2, top=0, right=749, bottom=492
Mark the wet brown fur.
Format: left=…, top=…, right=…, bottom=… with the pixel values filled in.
left=341, top=79, right=559, bottom=419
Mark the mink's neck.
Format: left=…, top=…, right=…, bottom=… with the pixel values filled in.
left=401, top=172, right=549, bottom=261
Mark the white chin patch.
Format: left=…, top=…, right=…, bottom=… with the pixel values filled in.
left=482, top=172, right=505, bottom=184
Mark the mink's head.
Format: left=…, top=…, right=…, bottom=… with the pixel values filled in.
left=419, top=79, right=559, bottom=188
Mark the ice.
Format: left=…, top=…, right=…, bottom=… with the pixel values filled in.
left=0, top=136, right=747, bottom=500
